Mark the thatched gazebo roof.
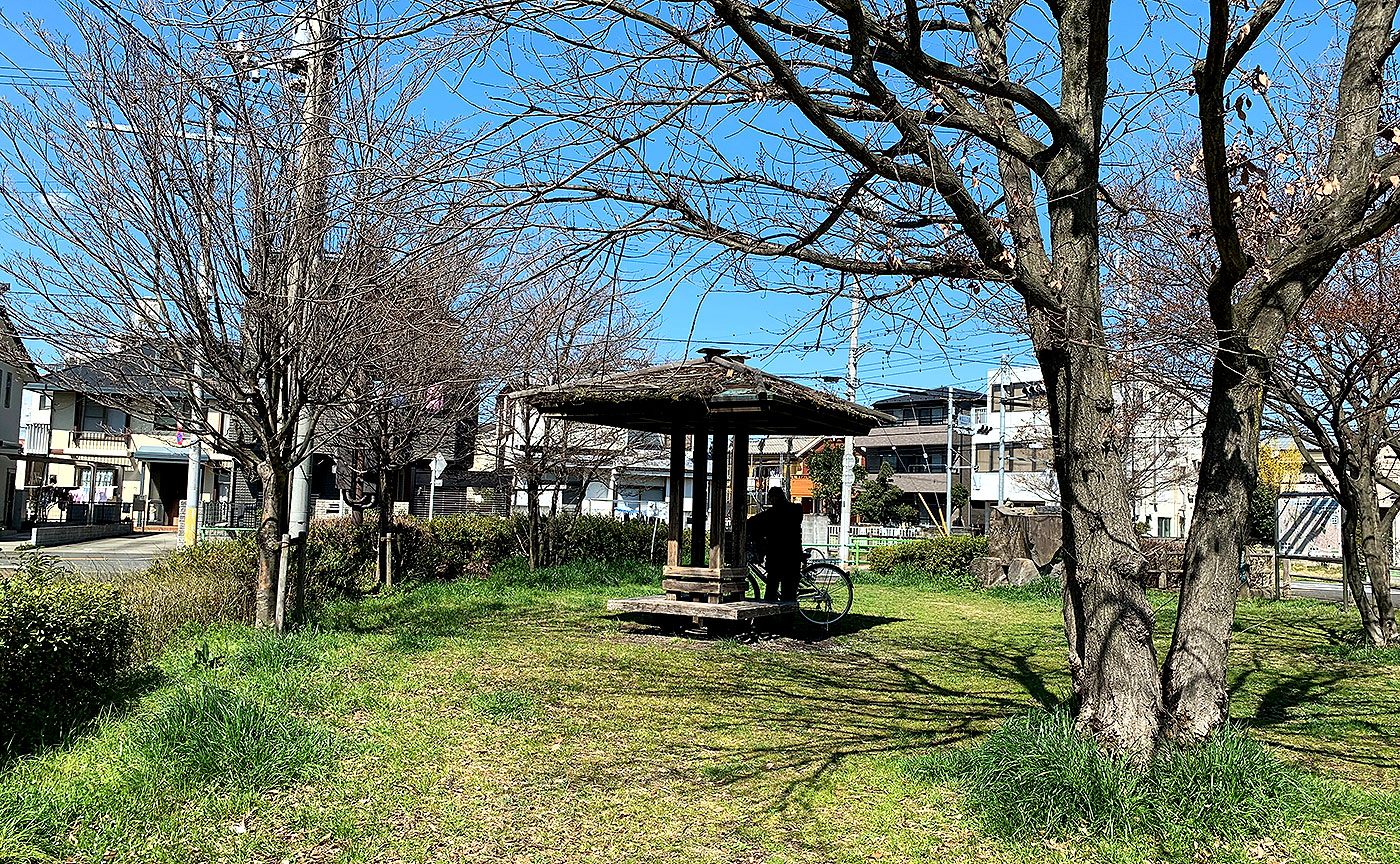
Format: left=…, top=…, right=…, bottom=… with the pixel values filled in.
left=510, top=350, right=895, bottom=435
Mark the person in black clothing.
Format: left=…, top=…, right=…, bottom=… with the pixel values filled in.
left=747, top=486, right=804, bottom=602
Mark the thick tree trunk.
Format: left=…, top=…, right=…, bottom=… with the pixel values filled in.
left=1355, top=468, right=1396, bottom=643
left=1161, top=355, right=1264, bottom=738
left=254, top=461, right=290, bottom=629
left=1038, top=336, right=1162, bottom=755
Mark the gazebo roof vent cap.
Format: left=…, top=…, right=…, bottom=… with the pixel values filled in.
left=698, top=347, right=729, bottom=361
left=726, top=354, right=750, bottom=364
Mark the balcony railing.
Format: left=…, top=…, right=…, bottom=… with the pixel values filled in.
left=22, top=423, right=50, bottom=455
left=61, top=429, right=132, bottom=452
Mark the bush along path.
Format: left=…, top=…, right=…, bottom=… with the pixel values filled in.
left=1, top=558, right=1398, bottom=863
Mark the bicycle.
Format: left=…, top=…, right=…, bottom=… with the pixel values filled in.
left=748, top=552, right=854, bottom=626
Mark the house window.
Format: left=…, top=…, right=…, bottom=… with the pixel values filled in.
left=3, top=372, right=10, bottom=409
left=38, top=393, right=51, bottom=410
left=77, top=467, right=120, bottom=496
left=80, top=400, right=128, bottom=433
left=1157, top=517, right=1173, bottom=538
left=975, top=443, right=1047, bottom=473
left=154, top=404, right=188, bottom=432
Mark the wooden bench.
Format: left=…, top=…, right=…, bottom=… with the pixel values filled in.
left=607, top=595, right=797, bottom=621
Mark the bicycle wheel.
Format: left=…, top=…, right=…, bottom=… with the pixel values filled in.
left=746, top=567, right=764, bottom=600
left=796, top=562, right=853, bottom=626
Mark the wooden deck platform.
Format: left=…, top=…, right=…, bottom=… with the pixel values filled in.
left=607, top=595, right=797, bottom=620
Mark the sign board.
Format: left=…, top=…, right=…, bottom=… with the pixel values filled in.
left=841, top=454, right=856, bottom=470
left=430, top=453, right=447, bottom=479
left=1277, top=495, right=1343, bottom=560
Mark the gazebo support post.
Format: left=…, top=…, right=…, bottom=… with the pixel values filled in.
left=689, top=427, right=708, bottom=568
left=729, top=431, right=749, bottom=568
left=666, top=426, right=685, bottom=567
left=708, top=427, right=727, bottom=578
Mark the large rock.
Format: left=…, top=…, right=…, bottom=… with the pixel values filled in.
left=1005, top=558, right=1039, bottom=587
left=970, top=557, right=1040, bottom=588
left=970, top=557, right=1008, bottom=588
left=987, top=508, right=1063, bottom=567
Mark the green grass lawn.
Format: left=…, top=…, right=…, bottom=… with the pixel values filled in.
left=3, top=567, right=1399, bottom=864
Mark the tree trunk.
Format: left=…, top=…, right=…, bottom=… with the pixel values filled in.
left=1037, top=332, right=1162, bottom=755
left=1339, top=498, right=1385, bottom=644
left=1355, top=467, right=1395, bottom=643
left=1161, top=354, right=1264, bottom=738
left=255, top=461, right=290, bottom=629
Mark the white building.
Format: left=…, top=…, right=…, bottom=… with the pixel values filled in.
left=969, top=365, right=1203, bottom=538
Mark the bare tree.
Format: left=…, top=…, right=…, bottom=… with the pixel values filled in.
left=1094, top=4, right=1400, bottom=733
left=330, top=244, right=503, bottom=584
left=494, top=263, right=650, bottom=568
left=1267, top=244, right=1400, bottom=644
left=0, top=0, right=485, bottom=629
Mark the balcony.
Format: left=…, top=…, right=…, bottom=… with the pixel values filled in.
left=22, top=423, right=50, bottom=455
left=50, top=428, right=132, bottom=454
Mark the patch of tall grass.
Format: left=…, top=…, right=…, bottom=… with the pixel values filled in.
left=908, top=709, right=1316, bottom=844
left=128, top=684, right=334, bottom=791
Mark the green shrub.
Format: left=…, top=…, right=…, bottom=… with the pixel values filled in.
left=490, top=557, right=661, bottom=590
left=528, top=513, right=665, bottom=565
left=911, top=709, right=1315, bottom=844
left=865, top=536, right=988, bottom=588
left=128, top=684, right=333, bottom=791
left=423, top=513, right=517, bottom=576
left=306, top=517, right=378, bottom=595
left=0, top=565, right=135, bottom=753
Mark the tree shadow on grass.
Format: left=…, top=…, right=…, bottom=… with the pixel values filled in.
left=569, top=624, right=1068, bottom=813
left=1229, top=663, right=1399, bottom=773
left=318, top=587, right=515, bottom=648
left=1, top=663, right=165, bottom=766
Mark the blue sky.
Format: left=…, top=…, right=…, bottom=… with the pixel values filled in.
left=0, top=0, right=1035, bottom=401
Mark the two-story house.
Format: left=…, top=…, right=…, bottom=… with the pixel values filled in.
left=969, top=365, right=1203, bottom=537
left=0, top=302, right=36, bottom=529
left=853, top=386, right=984, bottom=527
left=21, top=351, right=227, bottom=528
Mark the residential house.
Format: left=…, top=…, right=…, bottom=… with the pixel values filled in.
left=21, top=351, right=227, bottom=528
left=750, top=435, right=821, bottom=512
left=853, top=386, right=984, bottom=527
left=968, top=365, right=1203, bottom=537
left=0, top=303, right=35, bottom=529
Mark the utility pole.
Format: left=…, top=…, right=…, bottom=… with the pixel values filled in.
left=997, top=354, right=1009, bottom=510
left=285, top=0, right=338, bottom=550
left=183, top=97, right=216, bottom=548
left=944, top=386, right=954, bottom=535
left=838, top=275, right=862, bottom=568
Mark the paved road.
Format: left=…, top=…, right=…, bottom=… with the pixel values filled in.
left=0, top=532, right=182, bottom=573
left=1290, top=578, right=1400, bottom=605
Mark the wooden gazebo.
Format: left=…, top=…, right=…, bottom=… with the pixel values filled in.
left=510, top=349, right=895, bottom=625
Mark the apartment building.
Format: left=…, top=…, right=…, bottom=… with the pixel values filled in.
left=969, top=365, right=1203, bottom=537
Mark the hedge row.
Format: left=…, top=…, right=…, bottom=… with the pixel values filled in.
left=0, top=562, right=135, bottom=754
left=865, top=536, right=989, bottom=588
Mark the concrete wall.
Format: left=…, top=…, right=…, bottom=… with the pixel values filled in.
left=31, top=521, right=133, bottom=548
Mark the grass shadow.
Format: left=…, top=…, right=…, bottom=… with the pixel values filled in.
left=1, top=663, right=166, bottom=765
